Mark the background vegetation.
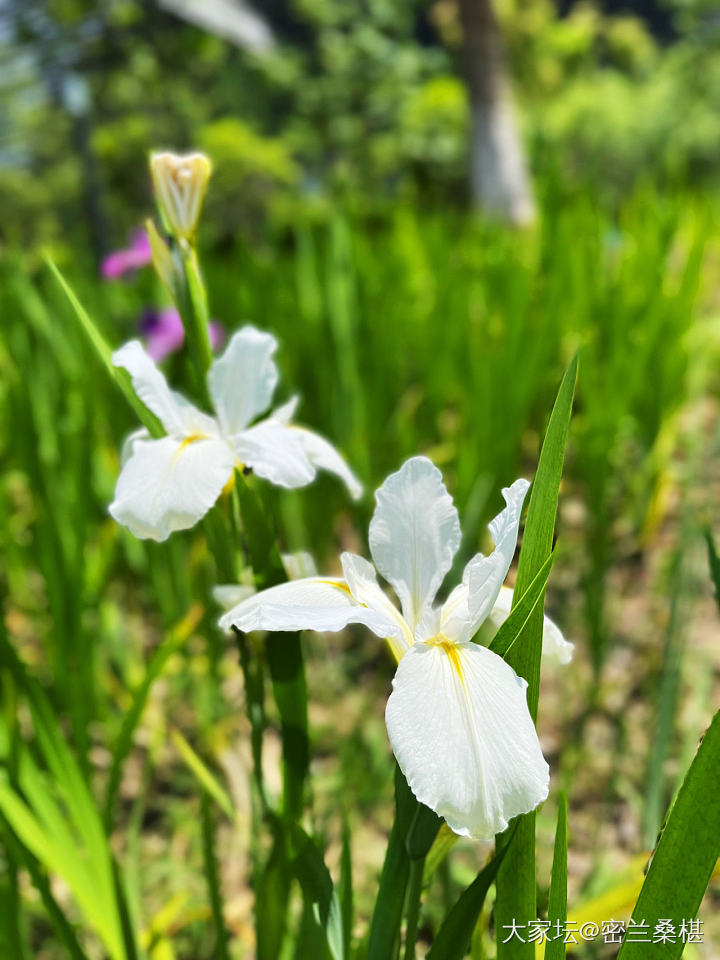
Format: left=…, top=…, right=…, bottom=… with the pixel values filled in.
left=1, top=0, right=719, bottom=957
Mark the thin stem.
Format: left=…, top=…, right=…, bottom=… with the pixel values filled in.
left=178, top=243, right=213, bottom=392
left=403, top=857, right=425, bottom=960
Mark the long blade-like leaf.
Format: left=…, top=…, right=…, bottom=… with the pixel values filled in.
left=545, top=794, right=568, bottom=960
left=201, top=794, right=231, bottom=960
left=426, top=827, right=515, bottom=960
left=289, top=822, right=345, bottom=960
left=617, top=710, right=720, bottom=960
left=489, top=550, right=556, bottom=659
left=104, top=606, right=202, bottom=829
left=705, top=529, right=720, bottom=616
left=495, top=354, right=578, bottom=960
left=44, top=256, right=163, bottom=437
left=367, top=768, right=416, bottom=960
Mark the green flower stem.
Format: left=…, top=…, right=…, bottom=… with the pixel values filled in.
left=179, top=243, right=213, bottom=377
left=368, top=767, right=416, bottom=960
left=403, top=857, right=425, bottom=960
left=235, top=476, right=310, bottom=821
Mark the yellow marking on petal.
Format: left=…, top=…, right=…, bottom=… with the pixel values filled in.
left=170, top=433, right=205, bottom=466
left=319, top=579, right=355, bottom=598
left=179, top=433, right=204, bottom=451
left=428, top=634, right=466, bottom=688
left=320, top=580, right=408, bottom=665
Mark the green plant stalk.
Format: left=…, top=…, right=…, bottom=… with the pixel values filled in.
left=175, top=241, right=214, bottom=403
left=403, top=857, right=425, bottom=960
left=426, top=825, right=517, bottom=960
left=367, top=767, right=417, bottom=960
left=235, top=476, right=310, bottom=820
left=201, top=793, right=232, bottom=960
left=545, top=794, right=568, bottom=960
left=495, top=354, right=577, bottom=960
left=643, top=544, right=686, bottom=846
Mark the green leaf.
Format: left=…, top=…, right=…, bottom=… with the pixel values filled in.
left=617, top=710, right=720, bottom=960
left=545, top=794, right=568, bottom=960
left=44, top=256, right=163, bottom=437
left=339, top=817, right=354, bottom=959
left=0, top=817, right=90, bottom=960
left=266, top=632, right=309, bottom=821
left=495, top=353, right=578, bottom=960
left=201, top=793, right=231, bottom=960
left=0, top=774, right=124, bottom=960
left=426, top=828, right=515, bottom=960
left=406, top=802, right=442, bottom=860
left=289, top=822, right=345, bottom=960
left=367, top=768, right=416, bottom=960
left=488, top=550, right=556, bottom=659
left=0, top=640, right=124, bottom=959
left=104, top=611, right=197, bottom=830
left=705, top=529, right=720, bottom=616
left=257, top=817, right=291, bottom=960
left=170, top=729, right=235, bottom=819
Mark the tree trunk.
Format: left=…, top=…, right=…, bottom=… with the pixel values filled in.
left=459, top=0, right=535, bottom=224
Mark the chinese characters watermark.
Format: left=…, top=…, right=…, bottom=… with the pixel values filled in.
left=501, top=918, right=703, bottom=944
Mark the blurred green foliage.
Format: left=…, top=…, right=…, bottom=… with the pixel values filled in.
left=2, top=0, right=720, bottom=251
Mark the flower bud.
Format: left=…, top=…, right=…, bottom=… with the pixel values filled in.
left=149, top=151, right=211, bottom=241
left=145, top=218, right=179, bottom=294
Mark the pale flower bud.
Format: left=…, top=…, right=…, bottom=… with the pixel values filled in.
left=149, top=151, right=211, bottom=241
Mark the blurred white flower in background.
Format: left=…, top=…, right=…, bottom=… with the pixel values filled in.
left=488, top=586, right=574, bottom=664
left=220, top=456, right=568, bottom=839
left=110, top=326, right=362, bottom=541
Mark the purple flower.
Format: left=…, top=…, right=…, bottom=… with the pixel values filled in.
left=102, top=229, right=152, bottom=280
left=139, top=307, right=226, bottom=363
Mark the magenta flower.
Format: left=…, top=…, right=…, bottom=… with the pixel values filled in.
left=139, top=308, right=226, bottom=362
left=102, top=230, right=152, bottom=280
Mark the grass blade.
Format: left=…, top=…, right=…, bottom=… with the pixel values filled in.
left=200, top=793, right=231, bottom=960
left=289, top=822, right=345, bottom=960
left=367, top=767, right=416, bottom=960
left=426, top=826, right=515, bottom=960
left=489, top=550, right=556, bottom=659
left=617, top=709, right=720, bottom=959
left=495, top=354, right=578, bottom=960
left=339, top=817, right=353, bottom=959
left=104, top=605, right=203, bottom=830
left=705, top=529, right=720, bottom=615
left=545, top=794, right=568, bottom=960
left=0, top=817, right=91, bottom=960
left=44, top=256, right=163, bottom=437
left=170, top=729, right=235, bottom=820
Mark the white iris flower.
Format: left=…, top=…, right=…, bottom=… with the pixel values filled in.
left=220, top=455, right=560, bottom=839
left=110, top=326, right=362, bottom=541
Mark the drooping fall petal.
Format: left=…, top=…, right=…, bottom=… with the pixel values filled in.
left=385, top=639, right=549, bottom=839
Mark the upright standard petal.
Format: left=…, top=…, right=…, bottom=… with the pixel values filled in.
left=208, top=327, right=279, bottom=436
left=385, top=640, right=549, bottom=839
left=369, top=457, right=461, bottom=631
left=219, top=577, right=405, bottom=640
left=109, top=434, right=235, bottom=541
left=290, top=426, right=363, bottom=500
left=113, top=340, right=215, bottom=438
left=489, top=586, right=574, bottom=664
left=440, top=479, right=530, bottom=643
